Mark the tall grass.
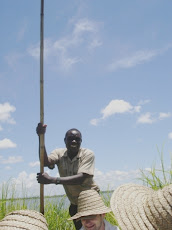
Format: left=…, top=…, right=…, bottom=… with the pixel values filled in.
left=44, top=196, right=75, bottom=230
left=0, top=181, right=74, bottom=229
left=0, top=180, right=29, bottom=220
left=139, top=147, right=172, bottom=190
left=0, top=181, right=116, bottom=229
left=101, top=188, right=119, bottom=226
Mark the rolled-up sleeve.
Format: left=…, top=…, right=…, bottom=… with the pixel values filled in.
left=78, top=150, right=95, bottom=175
left=47, top=148, right=65, bottom=168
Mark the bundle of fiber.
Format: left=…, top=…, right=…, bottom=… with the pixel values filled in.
left=0, top=210, right=48, bottom=230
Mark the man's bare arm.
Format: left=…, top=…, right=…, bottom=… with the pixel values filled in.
left=37, top=172, right=92, bottom=185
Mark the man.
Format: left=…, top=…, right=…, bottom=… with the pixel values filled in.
left=36, top=123, right=100, bottom=230
left=69, top=189, right=120, bottom=230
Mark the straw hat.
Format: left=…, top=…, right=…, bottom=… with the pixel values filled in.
left=69, top=189, right=111, bottom=220
left=0, top=210, right=48, bottom=230
left=110, top=183, right=172, bottom=230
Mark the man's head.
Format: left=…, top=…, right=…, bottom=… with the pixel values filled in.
left=64, top=128, right=82, bottom=154
left=69, top=189, right=111, bottom=230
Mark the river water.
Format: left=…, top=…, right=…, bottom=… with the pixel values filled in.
left=4, top=191, right=113, bottom=211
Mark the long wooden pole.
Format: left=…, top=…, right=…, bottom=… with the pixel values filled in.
left=40, top=0, right=44, bottom=215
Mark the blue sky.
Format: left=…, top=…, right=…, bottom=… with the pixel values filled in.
left=0, top=0, right=172, bottom=198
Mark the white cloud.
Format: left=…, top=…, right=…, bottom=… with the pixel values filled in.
left=90, top=99, right=171, bottom=126
left=27, top=44, right=39, bottom=59
left=90, top=99, right=141, bottom=126
left=137, top=112, right=155, bottom=124
left=0, top=171, right=64, bottom=198
left=0, top=156, right=23, bottom=164
left=0, top=102, right=16, bottom=124
left=138, top=100, right=150, bottom=105
left=89, top=39, right=102, bottom=50
left=108, top=50, right=158, bottom=71
left=90, top=118, right=101, bottom=126
left=0, top=138, right=17, bottom=149
left=137, top=112, right=171, bottom=124
left=28, top=39, right=54, bottom=60
left=73, top=18, right=98, bottom=38
left=168, top=132, right=172, bottom=140
left=108, top=44, right=172, bottom=72
left=159, top=112, right=171, bottom=120
left=0, top=125, right=3, bottom=131
left=61, top=56, right=81, bottom=70
left=94, top=168, right=140, bottom=191
left=101, top=100, right=133, bottom=119
left=29, top=161, right=40, bottom=167
left=133, top=105, right=141, bottom=113
left=28, top=18, right=102, bottom=71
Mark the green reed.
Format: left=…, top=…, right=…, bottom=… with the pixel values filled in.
left=44, top=195, right=75, bottom=230
left=138, top=146, right=172, bottom=190
left=101, top=188, right=119, bottom=227
left=0, top=182, right=116, bottom=229
left=0, top=179, right=28, bottom=220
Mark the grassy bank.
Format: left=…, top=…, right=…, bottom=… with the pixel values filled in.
left=0, top=184, right=118, bottom=229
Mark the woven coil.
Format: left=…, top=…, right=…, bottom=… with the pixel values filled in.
left=110, top=183, right=172, bottom=230
left=0, top=210, right=48, bottom=230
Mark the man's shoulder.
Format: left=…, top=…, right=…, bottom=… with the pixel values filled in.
left=79, top=148, right=95, bottom=161
left=48, top=148, right=67, bottom=163
left=51, top=148, right=67, bottom=156
left=80, top=148, right=94, bottom=156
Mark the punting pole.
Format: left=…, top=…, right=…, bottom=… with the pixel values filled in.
left=40, top=0, right=44, bottom=215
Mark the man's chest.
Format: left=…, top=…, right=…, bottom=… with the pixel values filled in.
left=57, top=157, right=80, bottom=176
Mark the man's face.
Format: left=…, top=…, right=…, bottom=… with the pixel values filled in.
left=81, top=214, right=105, bottom=230
left=64, top=130, right=82, bottom=154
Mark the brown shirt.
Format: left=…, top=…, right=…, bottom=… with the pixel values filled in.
left=48, top=148, right=100, bottom=205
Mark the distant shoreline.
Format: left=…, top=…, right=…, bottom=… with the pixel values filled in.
left=0, top=190, right=114, bottom=201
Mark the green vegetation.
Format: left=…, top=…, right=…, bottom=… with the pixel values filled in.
left=0, top=150, right=171, bottom=229
left=44, top=198, right=74, bottom=230
left=0, top=183, right=116, bottom=229
left=139, top=148, right=172, bottom=190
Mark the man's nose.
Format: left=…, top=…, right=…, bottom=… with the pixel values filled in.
left=85, top=219, right=92, bottom=224
left=72, top=139, right=77, bottom=143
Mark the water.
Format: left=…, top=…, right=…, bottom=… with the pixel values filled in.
left=1, top=195, right=69, bottom=212
left=2, top=191, right=113, bottom=211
